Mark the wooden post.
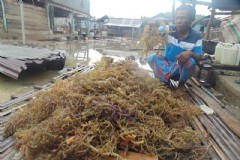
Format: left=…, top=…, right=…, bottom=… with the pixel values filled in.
left=87, top=16, right=90, bottom=35
left=50, top=5, right=54, bottom=32
left=0, top=0, right=7, bottom=32
left=132, top=26, right=134, bottom=39
left=20, top=0, right=25, bottom=44
left=70, top=12, right=74, bottom=34
left=46, top=3, right=52, bottom=34
left=206, top=8, right=215, bottom=40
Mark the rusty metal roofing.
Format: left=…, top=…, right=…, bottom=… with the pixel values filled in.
left=0, top=44, right=66, bottom=79
left=105, top=18, right=143, bottom=28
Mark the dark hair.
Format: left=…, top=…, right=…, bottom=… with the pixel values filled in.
left=176, top=5, right=196, bottom=21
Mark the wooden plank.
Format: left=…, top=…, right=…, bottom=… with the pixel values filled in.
left=189, top=84, right=240, bottom=137
left=0, top=32, right=7, bottom=38
left=7, top=19, right=48, bottom=28
left=7, top=33, right=51, bottom=41
left=5, top=2, right=45, bottom=12
left=6, top=32, right=49, bottom=36
left=190, top=118, right=220, bottom=159
left=8, top=35, right=51, bottom=41
left=200, top=115, right=239, bottom=160
left=209, top=116, right=240, bottom=151
left=6, top=14, right=48, bottom=26
left=7, top=28, right=49, bottom=35
left=7, top=24, right=49, bottom=31
left=214, top=115, right=240, bottom=147
left=193, top=116, right=228, bottom=160
left=5, top=8, right=47, bottom=20
left=6, top=32, right=51, bottom=37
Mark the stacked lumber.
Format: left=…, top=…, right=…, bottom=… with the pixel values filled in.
left=186, top=80, right=240, bottom=160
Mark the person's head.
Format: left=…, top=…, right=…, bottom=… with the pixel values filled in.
left=175, top=5, right=196, bottom=32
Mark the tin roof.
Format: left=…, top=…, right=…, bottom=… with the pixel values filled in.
left=105, top=18, right=143, bottom=28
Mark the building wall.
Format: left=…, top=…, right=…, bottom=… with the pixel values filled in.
left=51, top=0, right=90, bottom=15
left=107, top=26, right=142, bottom=38
left=2, top=1, right=51, bottom=40
left=0, top=0, right=90, bottom=41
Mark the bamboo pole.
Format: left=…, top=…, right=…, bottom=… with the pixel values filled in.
left=19, top=0, right=26, bottom=44
left=199, top=115, right=239, bottom=160
left=214, top=116, right=240, bottom=147
left=46, top=3, right=52, bottom=34
left=208, top=116, right=240, bottom=156
left=193, top=116, right=228, bottom=160
left=0, top=0, right=7, bottom=32
left=205, top=8, right=215, bottom=40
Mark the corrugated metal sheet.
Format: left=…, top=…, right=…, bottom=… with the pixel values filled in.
left=50, top=0, right=90, bottom=15
left=105, top=18, right=143, bottom=28
left=0, top=44, right=52, bottom=59
left=0, top=44, right=66, bottom=79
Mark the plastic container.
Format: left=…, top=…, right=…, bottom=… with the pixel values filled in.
left=214, top=42, right=225, bottom=63
left=220, top=43, right=239, bottom=66
left=236, top=44, right=240, bottom=66
left=158, top=25, right=169, bottom=37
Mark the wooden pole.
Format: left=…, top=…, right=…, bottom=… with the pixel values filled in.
left=0, top=0, right=7, bottom=32
left=206, top=8, right=215, bottom=40
left=46, top=3, right=52, bottom=34
left=20, top=0, right=26, bottom=44
left=70, top=12, right=74, bottom=34
left=132, top=26, right=134, bottom=39
left=193, top=116, right=228, bottom=160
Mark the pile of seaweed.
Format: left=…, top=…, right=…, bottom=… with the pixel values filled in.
left=140, top=22, right=168, bottom=58
left=5, top=59, right=203, bottom=160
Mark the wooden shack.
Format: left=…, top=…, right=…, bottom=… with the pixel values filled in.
left=104, top=18, right=143, bottom=38
left=0, top=0, right=90, bottom=41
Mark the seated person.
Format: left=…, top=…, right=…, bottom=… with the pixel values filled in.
left=148, top=5, right=202, bottom=87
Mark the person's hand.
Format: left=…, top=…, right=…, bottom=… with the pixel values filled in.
left=176, top=51, right=192, bottom=64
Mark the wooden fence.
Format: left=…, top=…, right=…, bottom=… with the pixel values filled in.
left=1, top=1, right=51, bottom=40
